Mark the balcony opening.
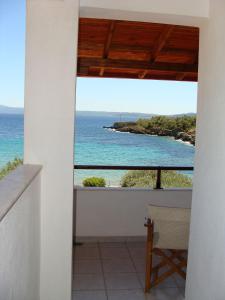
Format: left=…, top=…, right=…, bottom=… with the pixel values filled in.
left=73, top=17, right=199, bottom=299
left=0, top=1, right=25, bottom=180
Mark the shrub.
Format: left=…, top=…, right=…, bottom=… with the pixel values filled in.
left=0, top=157, right=23, bottom=180
left=83, top=177, right=106, bottom=187
left=121, top=170, right=192, bottom=189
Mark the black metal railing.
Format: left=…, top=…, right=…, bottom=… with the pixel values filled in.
left=74, top=165, right=194, bottom=189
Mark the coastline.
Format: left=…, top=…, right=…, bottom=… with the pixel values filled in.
left=104, top=126, right=195, bottom=146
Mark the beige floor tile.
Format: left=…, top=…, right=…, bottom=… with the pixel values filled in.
left=74, top=259, right=102, bottom=274
left=100, top=242, right=126, bottom=248
left=73, top=274, right=105, bottom=290
left=173, top=273, right=186, bottom=288
left=127, top=242, right=146, bottom=249
left=72, top=290, right=107, bottom=300
left=132, top=258, right=146, bottom=273
left=145, top=287, right=184, bottom=300
left=75, top=242, right=98, bottom=248
left=75, top=246, right=100, bottom=260
left=107, top=289, right=146, bottom=300
left=105, top=273, right=141, bottom=290
left=100, top=247, right=130, bottom=259
left=102, top=258, right=135, bottom=273
left=137, top=273, right=177, bottom=289
left=129, top=247, right=146, bottom=259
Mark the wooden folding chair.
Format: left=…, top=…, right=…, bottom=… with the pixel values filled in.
left=145, top=205, right=191, bottom=293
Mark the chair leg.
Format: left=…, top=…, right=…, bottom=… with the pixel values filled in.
left=145, top=219, right=154, bottom=293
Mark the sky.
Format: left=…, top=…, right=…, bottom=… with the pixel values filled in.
left=0, top=0, right=198, bottom=115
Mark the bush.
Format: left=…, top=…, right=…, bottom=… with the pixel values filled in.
left=121, top=170, right=192, bottom=188
left=83, top=177, right=106, bottom=187
left=0, top=157, right=23, bottom=180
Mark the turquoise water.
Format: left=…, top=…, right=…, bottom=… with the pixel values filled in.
left=74, top=113, right=195, bottom=185
left=0, top=113, right=195, bottom=186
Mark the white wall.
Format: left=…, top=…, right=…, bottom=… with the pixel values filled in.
left=186, top=1, right=225, bottom=299
left=80, top=0, right=209, bottom=27
left=0, top=173, right=40, bottom=300
left=24, top=1, right=79, bottom=300
left=75, top=188, right=192, bottom=238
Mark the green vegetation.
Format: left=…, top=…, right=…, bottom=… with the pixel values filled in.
left=112, top=115, right=196, bottom=145
left=121, top=170, right=192, bottom=188
left=83, top=177, right=106, bottom=187
left=0, top=157, right=23, bottom=180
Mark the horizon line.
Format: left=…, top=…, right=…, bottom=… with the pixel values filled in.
left=0, top=105, right=196, bottom=116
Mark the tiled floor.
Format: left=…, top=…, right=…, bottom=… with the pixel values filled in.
left=72, top=241, right=185, bottom=300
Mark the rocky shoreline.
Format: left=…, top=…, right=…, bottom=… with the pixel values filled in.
left=104, top=122, right=195, bottom=145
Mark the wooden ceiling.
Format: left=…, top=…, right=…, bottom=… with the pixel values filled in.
left=77, top=18, right=199, bottom=82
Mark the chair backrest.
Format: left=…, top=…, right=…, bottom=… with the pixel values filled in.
left=148, top=205, right=191, bottom=250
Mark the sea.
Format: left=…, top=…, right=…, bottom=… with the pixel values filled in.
left=0, top=112, right=195, bottom=186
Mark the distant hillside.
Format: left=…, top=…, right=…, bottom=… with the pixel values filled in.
left=0, top=105, right=23, bottom=114
left=76, top=110, right=155, bottom=119
left=108, top=115, right=196, bottom=145
left=0, top=106, right=196, bottom=118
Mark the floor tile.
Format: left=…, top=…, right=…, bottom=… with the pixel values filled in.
left=105, top=273, right=141, bottom=290
left=127, top=242, right=146, bottom=249
left=100, top=242, right=126, bottom=248
left=72, top=242, right=185, bottom=300
left=108, top=289, right=146, bottom=300
left=72, top=290, right=107, bottom=300
left=137, top=272, right=177, bottom=289
left=173, top=273, right=186, bottom=288
left=128, top=247, right=146, bottom=259
left=74, top=259, right=102, bottom=274
left=75, top=242, right=98, bottom=247
left=102, top=258, right=135, bottom=273
left=145, top=287, right=184, bottom=300
left=100, top=247, right=130, bottom=259
left=132, top=258, right=146, bottom=273
left=73, top=274, right=105, bottom=290
left=75, top=246, right=100, bottom=260
left=178, top=286, right=185, bottom=297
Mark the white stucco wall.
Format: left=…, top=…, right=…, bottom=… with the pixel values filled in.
left=80, top=0, right=209, bottom=27
left=24, top=1, right=79, bottom=300
left=186, top=1, right=225, bottom=299
left=0, top=168, right=41, bottom=300
left=75, top=188, right=192, bottom=238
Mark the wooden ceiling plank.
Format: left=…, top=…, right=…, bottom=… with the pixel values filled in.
left=151, top=25, right=175, bottom=63
left=103, top=20, right=116, bottom=59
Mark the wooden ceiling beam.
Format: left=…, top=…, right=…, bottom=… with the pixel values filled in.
left=151, top=25, right=175, bottom=63
left=103, top=20, right=116, bottom=59
left=78, top=57, right=198, bottom=74
left=137, top=25, right=175, bottom=79
left=77, top=72, right=197, bottom=82
left=176, top=73, right=186, bottom=81
left=138, top=70, right=149, bottom=79
left=99, top=67, right=105, bottom=76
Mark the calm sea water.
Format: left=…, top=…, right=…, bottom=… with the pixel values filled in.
left=0, top=113, right=195, bottom=186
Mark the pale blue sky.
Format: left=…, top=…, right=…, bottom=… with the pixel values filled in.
left=0, top=0, right=198, bottom=114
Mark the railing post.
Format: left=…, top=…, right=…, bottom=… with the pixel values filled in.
left=155, top=169, right=162, bottom=189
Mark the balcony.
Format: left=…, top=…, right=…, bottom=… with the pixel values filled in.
left=73, top=165, right=192, bottom=299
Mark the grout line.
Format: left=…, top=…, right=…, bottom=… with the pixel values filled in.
left=125, top=242, right=144, bottom=289
left=98, top=242, right=109, bottom=300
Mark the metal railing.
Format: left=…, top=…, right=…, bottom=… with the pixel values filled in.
left=74, top=165, right=194, bottom=189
